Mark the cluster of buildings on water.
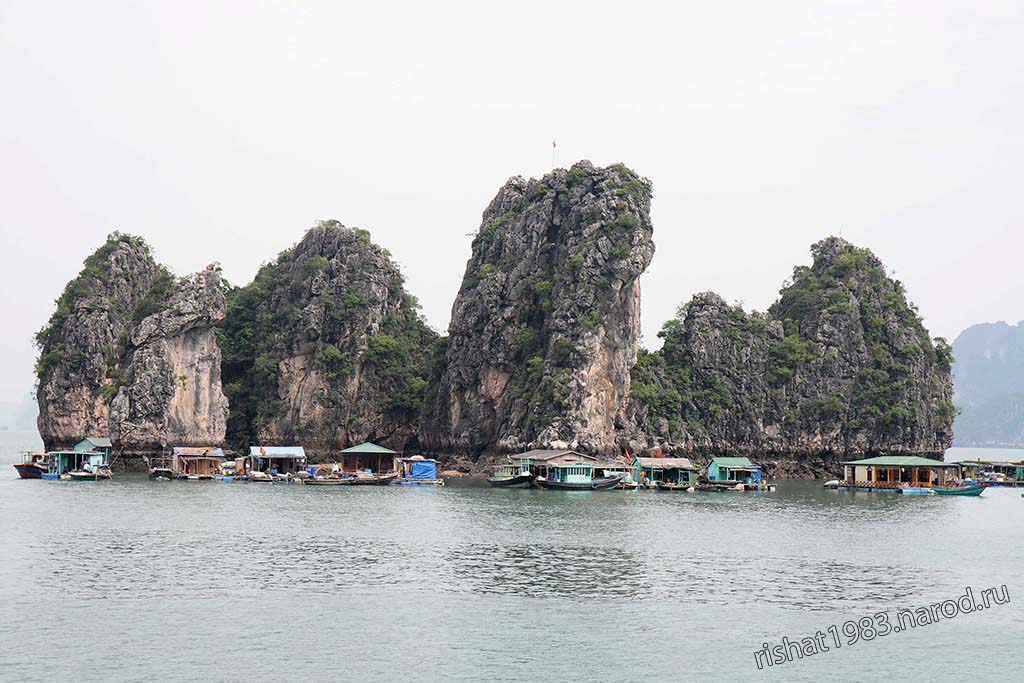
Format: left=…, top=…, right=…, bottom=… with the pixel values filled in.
left=14, top=439, right=443, bottom=486
left=14, top=438, right=1021, bottom=495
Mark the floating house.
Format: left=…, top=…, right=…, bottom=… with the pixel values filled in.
left=173, top=447, right=225, bottom=479
left=45, top=450, right=107, bottom=477
left=395, top=456, right=444, bottom=486
left=510, top=449, right=599, bottom=480
left=247, top=446, right=307, bottom=476
left=634, top=457, right=698, bottom=488
left=839, top=456, right=960, bottom=493
left=338, top=442, right=398, bottom=474
left=707, top=457, right=762, bottom=484
left=956, top=459, right=1023, bottom=485
left=957, top=460, right=985, bottom=481
left=74, top=437, right=113, bottom=462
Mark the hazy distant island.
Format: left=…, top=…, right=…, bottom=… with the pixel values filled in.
left=0, top=394, right=37, bottom=432
left=32, top=161, right=954, bottom=477
left=952, top=321, right=1024, bottom=448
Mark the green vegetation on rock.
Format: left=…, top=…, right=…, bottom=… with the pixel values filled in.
left=218, top=221, right=437, bottom=451
left=630, top=237, right=954, bottom=457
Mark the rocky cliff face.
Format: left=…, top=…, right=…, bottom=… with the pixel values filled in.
left=109, top=267, right=229, bottom=449
left=218, top=222, right=436, bottom=456
left=35, top=233, right=228, bottom=452
left=421, top=161, right=655, bottom=455
left=629, top=237, right=954, bottom=475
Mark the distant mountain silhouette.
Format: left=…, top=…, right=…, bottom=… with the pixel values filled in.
left=0, top=393, right=38, bottom=432
left=953, top=321, right=1024, bottom=447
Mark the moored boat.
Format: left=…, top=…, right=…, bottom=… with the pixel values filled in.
left=535, top=464, right=625, bottom=491
left=655, top=481, right=695, bottom=492
left=13, top=452, right=51, bottom=479
left=305, top=471, right=398, bottom=486
left=933, top=484, right=985, bottom=496
left=65, top=466, right=112, bottom=481
left=149, top=467, right=174, bottom=480
left=487, top=463, right=535, bottom=488
left=303, top=477, right=354, bottom=486
left=348, top=471, right=398, bottom=485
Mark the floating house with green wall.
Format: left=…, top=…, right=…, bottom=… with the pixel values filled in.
left=633, top=457, right=698, bottom=487
left=707, top=457, right=762, bottom=484
left=74, top=437, right=112, bottom=461
left=46, top=450, right=107, bottom=476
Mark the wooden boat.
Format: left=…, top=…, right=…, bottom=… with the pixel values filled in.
left=347, top=472, right=398, bottom=485
left=13, top=452, right=50, bottom=479
left=148, top=467, right=174, bottom=480
left=305, top=472, right=398, bottom=486
left=65, top=467, right=112, bottom=481
left=304, top=477, right=353, bottom=486
left=487, top=464, right=535, bottom=488
left=696, top=482, right=742, bottom=492
left=535, top=472, right=625, bottom=491
left=655, top=481, right=694, bottom=492
left=933, top=484, right=984, bottom=496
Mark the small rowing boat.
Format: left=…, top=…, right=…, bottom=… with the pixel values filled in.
left=304, top=472, right=398, bottom=486
left=655, top=481, right=694, bottom=492
left=64, top=466, right=112, bottom=481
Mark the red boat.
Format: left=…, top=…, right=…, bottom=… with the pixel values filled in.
left=13, top=452, right=51, bottom=479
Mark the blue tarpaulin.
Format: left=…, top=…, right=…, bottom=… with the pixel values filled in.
left=410, top=461, right=437, bottom=479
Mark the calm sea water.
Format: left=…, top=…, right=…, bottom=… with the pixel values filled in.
left=1, top=432, right=1022, bottom=682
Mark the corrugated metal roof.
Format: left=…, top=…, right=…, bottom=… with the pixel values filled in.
left=636, top=457, right=695, bottom=470
left=513, top=449, right=597, bottom=462
left=80, top=437, right=112, bottom=447
left=339, top=442, right=397, bottom=455
left=711, top=457, right=759, bottom=468
left=249, top=446, right=306, bottom=458
left=842, top=456, right=958, bottom=467
left=173, top=447, right=224, bottom=456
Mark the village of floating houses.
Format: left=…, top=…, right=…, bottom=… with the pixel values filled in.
left=13, top=433, right=1019, bottom=495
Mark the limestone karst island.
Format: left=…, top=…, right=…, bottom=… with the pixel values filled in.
left=9, top=3, right=1024, bottom=681
left=25, top=161, right=961, bottom=492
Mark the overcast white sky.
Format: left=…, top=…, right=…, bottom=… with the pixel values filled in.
left=2, top=1, right=1023, bottom=403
